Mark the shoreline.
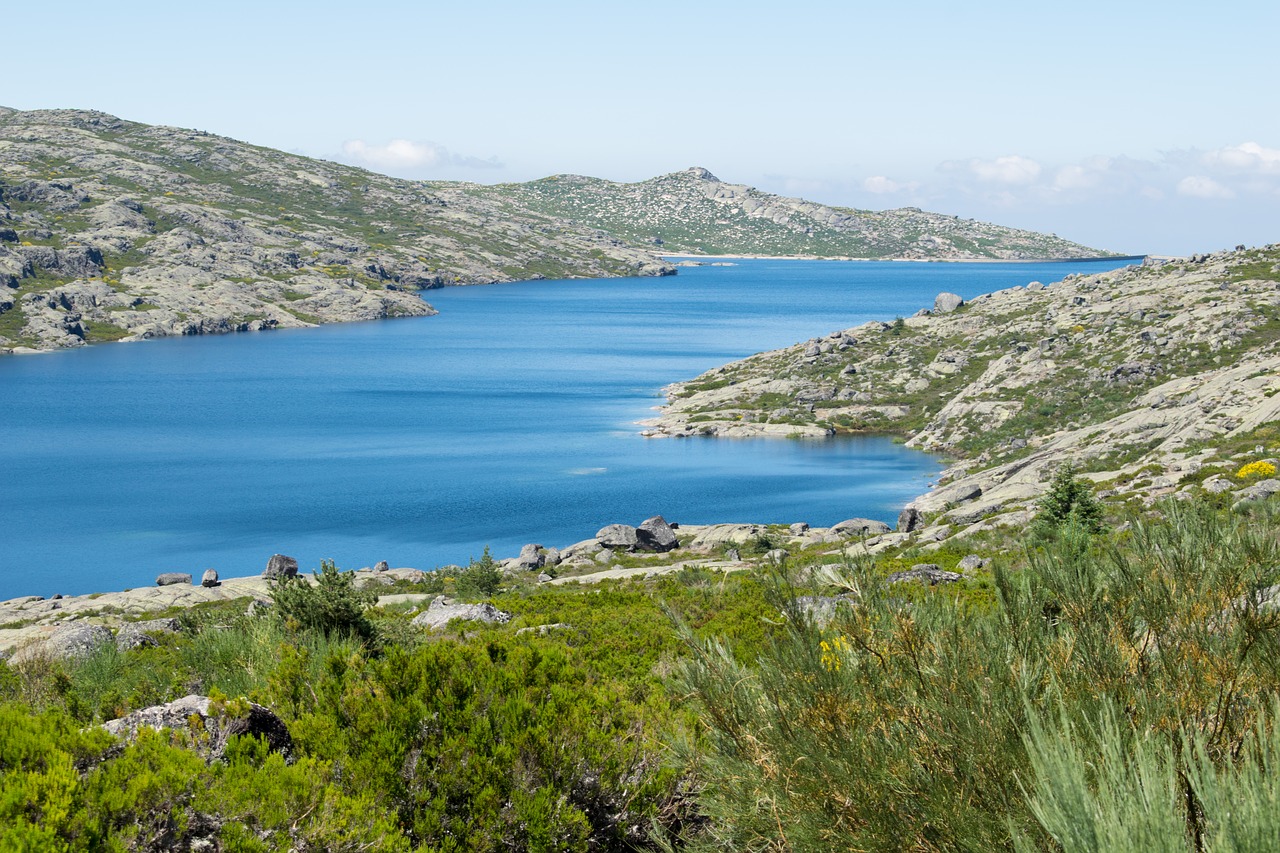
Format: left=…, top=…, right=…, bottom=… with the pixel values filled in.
left=657, top=252, right=1146, bottom=264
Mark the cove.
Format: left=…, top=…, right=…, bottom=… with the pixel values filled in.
left=0, top=257, right=1136, bottom=599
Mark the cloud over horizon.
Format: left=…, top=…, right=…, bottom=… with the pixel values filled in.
left=340, top=138, right=503, bottom=175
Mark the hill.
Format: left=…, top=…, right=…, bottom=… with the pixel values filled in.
left=481, top=166, right=1118, bottom=259
left=0, top=108, right=672, bottom=351
left=644, top=244, right=1280, bottom=546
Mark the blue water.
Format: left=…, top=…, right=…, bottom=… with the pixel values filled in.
left=0, top=258, right=1134, bottom=599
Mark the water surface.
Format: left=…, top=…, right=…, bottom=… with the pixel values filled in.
left=0, top=258, right=1134, bottom=598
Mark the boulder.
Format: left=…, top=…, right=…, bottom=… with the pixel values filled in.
left=832, top=517, right=892, bottom=537
left=116, top=618, right=182, bottom=651
left=636, top=515, right=678, bottom=552
left=514, top=544, right=544, bottom=570
left=411, top=595, right=511, bottom=631
left=263, top=554, right=298, bottom=580
left=537, top=573, right=554, bottom=584
left=373, top=560, right=390, bottom=573
left=10, top=623, right=113, bottom=664
left=897, top=507, right=925, bottom=533
left=793, top=594, right=857, bottom=627
left=246, top=598, right=273, bottom=617
left=957, top=555, right=989, bottom=573
left=201, top=568, right=220, bottom=588
left=156, top=572, right=192, bottom=586
left=596, top=524, right=639, bottom=551
left=934, top=292, right=964, bottom=314
left=102, top=694, right=292, bottom=762
left=789, top=522, right=810, bottom=536
left=887, top=564, right=963, bottom=586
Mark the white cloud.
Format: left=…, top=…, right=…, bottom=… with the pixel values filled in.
left=967, top=154, right=1042, bottom=185
left=341, top=139, right=503, bottom=174
left=1203, top=141, right=1280, bottom=175
left=1177, top=175, right=1235, bottom=199
left=862, top=175, right=901, bottom=194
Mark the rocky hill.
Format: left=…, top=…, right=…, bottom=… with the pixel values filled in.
left=481, top=167, right=1117, bottom=260
left=644, top=244, right=1280, bottom=547
left=0, top=108, right=672, bottom=351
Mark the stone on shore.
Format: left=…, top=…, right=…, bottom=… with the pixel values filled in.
left=897, top=507, right=925, bottom=533
left=637, top=515, right=679, bottom=552
left=201, top=568, right=220, bottom=588
left=596, top=524, right=639, bottom=551
left=156, top=572, right=192, bottom=586
left=263, top=554, right=298, bottom=580
left=934, top=292, right=964, bottom=313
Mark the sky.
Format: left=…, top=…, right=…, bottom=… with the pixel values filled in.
left=6, top=0, right=1279, bottom=255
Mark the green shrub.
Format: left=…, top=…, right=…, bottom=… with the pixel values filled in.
left=454, top=547, right=504, bottom=599
left=1033, top=463, right=1105, bottom=535
left=270, top=560, right=376, bottom=642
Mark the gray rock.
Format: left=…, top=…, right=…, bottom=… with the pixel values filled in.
left=793, top=594, right=857, bottom=627
left=102, top=694, right=292, bottom=762
left=594, top=548, right=617, bottom=565
left=543, top=547, right=562, bottom=566
left=934, top=292, right=964, bottom=313
left=1203, top=476, right=1234, bottom=494
left=246, top=598, right=272, bottom=617
left=116, top=618, right=182, bottom=651
left=897, top=507, right=925, bottom=533
left=832, top=517, right=892, bottom=537
left=537, top=573, right=554, bottom=584
left=201, top=568, right=220, bottom=588
left=725, top=548, right=742, bottom=561
left=1027, top=281, right=1045, bottom=291
left=957, top=554, right=988, bottom=573
left=764, top=548, right=789, bottom=564
left=156, top=572, right=192, bottom=586
left=516, top=623, right=573, bottom=636
left=11, top=623, right=113, bottom=663
left=373, top=560, right=390, bottom=572
left=263, top=554, right=298, bottom=580
left=596, top=524, right=639, bottom=551
left=637, top=515, right=678, bottom=552
left=411, top=595, right=511, bottom=631
left=514, top=544, right=545, bottom=570
left=888, top=564, right=963, bottom=586
left=789, top=522, right=810, bottom=536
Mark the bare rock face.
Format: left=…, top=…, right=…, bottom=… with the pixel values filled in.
left=636, top=515, right=678, bottom=552
left=102, top=694, right=293, bottom=762
left=263, top=554, right=298, bottom=580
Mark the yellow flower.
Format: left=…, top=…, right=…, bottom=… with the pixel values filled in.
left=1236, top=460, right=1277, bottom=480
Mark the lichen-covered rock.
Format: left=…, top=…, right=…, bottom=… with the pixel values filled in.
left=411, top=595, right=511, bottom=631
left=101, top=694, right=292, bottom=762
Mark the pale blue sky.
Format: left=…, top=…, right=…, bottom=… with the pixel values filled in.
left=7, top=1, right=1279, bottom=254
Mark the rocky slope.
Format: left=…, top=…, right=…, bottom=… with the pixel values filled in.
left=481, top=166, right=1118, bottom=260
left=0, top=108, right=672, bottom=351
left=644, top=244, right=1280, bottom=542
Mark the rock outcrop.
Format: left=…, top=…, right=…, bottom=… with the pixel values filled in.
left=102, top=694, right=292, bottom=762
left=411, top=595, right=511, bottom=631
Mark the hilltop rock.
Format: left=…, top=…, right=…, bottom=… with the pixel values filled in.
left=934, top=292, right=964, bottom=313
left=637, top=515, right=679, bottom=552
left=596, top=524, right=639, bottom=551
left=263, top=554, right=298, bottom=580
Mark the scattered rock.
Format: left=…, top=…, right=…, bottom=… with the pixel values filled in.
left=102, top=694, right=293, bottom=762
left=156, top=572, right=192, bottom=586
left=793, top=594, right=857, bottom=626
left=637, top=515, right=679, bottom=552
left=516, top=623, right=573, bottom=636
left=411, top=595, right=511, bottom=631
left=543, top=547, right=562, bottom=566
left=373, top=560, right=390, bottom=573
left=201, top=568, right=220, bottom=588
left=537, top=573, right=554, bottom=584
left=246, top=598, right=272, bottom=617
left=957, top=555, right=989, bottom=573
left=887, top=564, right=963, bottom=585
left=263, top=554, right=298, bottom=580
left=789, top=522, right=810, bottom=536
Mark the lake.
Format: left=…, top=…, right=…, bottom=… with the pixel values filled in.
left=0, top=257, right=1134, bottom=599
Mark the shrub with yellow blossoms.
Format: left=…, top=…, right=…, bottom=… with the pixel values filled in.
left=1236, top=460, right=1278, bottom=480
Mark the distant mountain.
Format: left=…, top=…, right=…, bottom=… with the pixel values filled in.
left=0, top=108, right=1116, bottom=353
left=0, top=109, right=671, bottom=351
left=481, top=167, right=1117, bottom=260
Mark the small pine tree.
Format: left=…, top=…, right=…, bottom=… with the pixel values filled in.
left=1034, top=464, right=1105, bottom=535
left=454, top=547, right=503, bottom=599
left=270, top=559, right=377, bottom=641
